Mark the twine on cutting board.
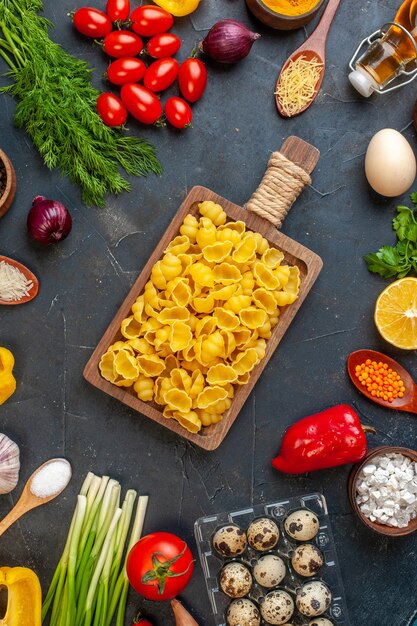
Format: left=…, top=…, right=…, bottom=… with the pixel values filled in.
left=245, top=152, right=311, bottom=228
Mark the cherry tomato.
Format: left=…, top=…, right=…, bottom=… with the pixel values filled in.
left=103, top=30, right=143, bottom=58
left=127, top=532, right=194, bottom=601
left=178, top=58, right=207, bottom=103
left=146, top=33, right=181, bottom=58
left=96, top=92, right=127, bottom=126
left=73, top=7, right=112, bottom=38
left=120, top=84, right=163, bottom=125
left=165, top=97, right=192, bottom=129
left=107, top=57, right=146, bottom=86
left=106, top=0, right=130, bottom=22
left=130, top=5, right=174, bottom=37
left=144, top=58, right=179, bottom=92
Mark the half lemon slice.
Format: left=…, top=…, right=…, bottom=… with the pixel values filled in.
left=374, top=277, right=417, bottom=350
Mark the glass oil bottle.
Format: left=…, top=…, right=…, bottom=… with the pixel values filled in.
left=348, top=0, right=417, bottom=96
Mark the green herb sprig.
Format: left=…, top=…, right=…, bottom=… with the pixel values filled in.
left=0, top=0, right=161, bottom=207
left=364, top=193, right=417, bottom=278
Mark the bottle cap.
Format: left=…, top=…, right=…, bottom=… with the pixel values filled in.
left=348, top=68, right=378, bottom=97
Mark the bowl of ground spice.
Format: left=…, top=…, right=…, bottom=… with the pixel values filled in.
left=0, top=149, right=17, bottom=218
left=246, top=0, right=325, bottom=30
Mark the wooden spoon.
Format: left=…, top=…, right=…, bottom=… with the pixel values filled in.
left=347, top=349, right=417, bottom=415
left=0, top=458, right=72, bottom=538
left=275, top=0, right=342, bottom=117
left=0, top=255, right=39, bottom=305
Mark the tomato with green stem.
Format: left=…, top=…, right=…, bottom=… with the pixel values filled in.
left=144, top=58, right=179, bottom=92
left=178, top=58, right=207, bottom=103
left=103, top=30, right=143, bottom=58
left=107, top=57, right=146, bottom=86
left=165, top=97, right=192, bottom=129
left=130, top=5, right=174, bottom=37
left=73, top=8, right=112, bottom=38
left=126, top=532, right=194, bottom=600
left=146, top=33, right=181, bottom=58
left=106, top=0, right=130, bottom=22
left=96, top=92, right=127, bottom=126
left=121, top=84, right=163, bottom=125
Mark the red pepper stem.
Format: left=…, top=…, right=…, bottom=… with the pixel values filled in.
left=361, top=424, right=376, bottom=434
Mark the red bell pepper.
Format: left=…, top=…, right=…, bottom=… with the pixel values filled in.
left=272, top=404, right=375, bottom=474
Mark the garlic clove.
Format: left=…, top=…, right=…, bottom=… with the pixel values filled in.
left=0, top=434, right=20, bottom=494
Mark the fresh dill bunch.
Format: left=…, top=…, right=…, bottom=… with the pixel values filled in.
left=0, top=0, right=161, bottom=207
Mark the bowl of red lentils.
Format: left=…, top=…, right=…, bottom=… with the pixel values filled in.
left=347, top=349, right=411, bottom=411
left=0, top=149, right=16, bottom=218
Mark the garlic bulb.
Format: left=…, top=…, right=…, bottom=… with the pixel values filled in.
left=0, top=434, right=20, bottom=494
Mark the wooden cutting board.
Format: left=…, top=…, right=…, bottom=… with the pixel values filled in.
left=84, top=137, right=323, bottom=450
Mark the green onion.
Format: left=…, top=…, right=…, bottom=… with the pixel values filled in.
left=42, top=474, right=148, bottom=626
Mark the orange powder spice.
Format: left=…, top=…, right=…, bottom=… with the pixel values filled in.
left=262, top=0, right=320, bottom=16
left=355, top=359, right=405, bottom=402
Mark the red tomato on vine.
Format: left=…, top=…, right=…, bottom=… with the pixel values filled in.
left=127, top=532, right=194, bottom=600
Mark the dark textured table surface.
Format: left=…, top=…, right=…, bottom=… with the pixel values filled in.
left=0, top=0, right=416, bottom=624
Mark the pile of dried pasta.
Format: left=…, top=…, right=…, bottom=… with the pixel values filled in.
left=99, top=201, right=301, bottom=433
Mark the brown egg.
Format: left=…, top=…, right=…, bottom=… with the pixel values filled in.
left=220, top=562, right=252, bottom=598
left=247, top=517, right=279, bottom=551
left=284, top=510, right=319, bottom=541
left=291, top=544, right=324, bottom=577
left=227, top=598, right=261, bottom=626
left=260, top=590, right=294, bottom=625
left=296, top=581, right=332, bottom=617
left=212, top=524, right=247, bottom=558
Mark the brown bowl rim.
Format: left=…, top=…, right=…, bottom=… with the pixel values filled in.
left=0, top=149, right=16, bottom=216
left=249, top=0, right=326, bottom=22
left=348, top=446, right=417, bottom=537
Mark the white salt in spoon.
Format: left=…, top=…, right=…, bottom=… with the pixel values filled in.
left=0, top=458, right=72, bottom=537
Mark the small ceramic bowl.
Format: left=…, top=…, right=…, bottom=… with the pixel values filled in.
left=348, top=446, right=417, bottom=537
left=246, top=0, right=326, bottom=30
left=0, top=149, right=16, bottom=218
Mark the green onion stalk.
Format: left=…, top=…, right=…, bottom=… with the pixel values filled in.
left=42, top=474, right=148, bottom=626
left=0, top=0, right=161, bottom=207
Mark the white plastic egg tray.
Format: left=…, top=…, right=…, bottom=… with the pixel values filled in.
left=194, top=493, right=350, bottom=626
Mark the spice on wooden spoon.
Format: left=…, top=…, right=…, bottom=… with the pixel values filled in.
left=0, top=255, right=39, bottom=305
left=0, top=458, right=72, bottom=538
left=275, top=0, right=341, bottom=117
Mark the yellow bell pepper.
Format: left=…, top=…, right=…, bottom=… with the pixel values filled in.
left=152, top=0, right=201, bottom=17
left=0, top=347, right=16, bottom=405
left=0, top=567, right=42, bottom=626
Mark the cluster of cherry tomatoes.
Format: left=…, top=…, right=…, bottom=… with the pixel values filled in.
left=73, top=2, right=207, bottom=129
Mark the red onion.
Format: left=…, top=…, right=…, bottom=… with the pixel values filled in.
left=200, top=19, right=260, bottom=64
left=27, top=196, right=72, bottom=245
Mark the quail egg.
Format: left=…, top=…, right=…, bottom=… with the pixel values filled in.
left=213, top=524, right=247, bottom=558
left=260, top=590, right=294, bottom=625
left=253, top=554, right=286, bottom=588
left=296, top=581, right=332, bottom=617
left=284, top=510, right=319, bottom=541
left=309, top=619, right=334, bottom=626
left=227, top=598, right=261, bottom=626
left=291, top=544, right=324, bottom=577
left=247, top=518, right=279, bottom=551
left=220, top=562, right=252, bottom=598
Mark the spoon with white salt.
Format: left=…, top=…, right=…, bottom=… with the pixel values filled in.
left=0, top=458, right=72, bottom=538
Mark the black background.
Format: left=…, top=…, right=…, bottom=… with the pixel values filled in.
left=0, top=0, right=416, bottom=624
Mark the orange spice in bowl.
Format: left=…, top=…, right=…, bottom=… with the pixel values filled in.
left=354, top=358, right=406, bottom=403
left=262, top=0, right=321, bottom=16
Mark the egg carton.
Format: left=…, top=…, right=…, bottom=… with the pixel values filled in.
left=194, top=493, right=350, bottom=626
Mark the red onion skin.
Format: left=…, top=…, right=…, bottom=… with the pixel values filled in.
left=27, top=196, right=72, bottom=245
left=201, top=19, right=260, bottom=64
